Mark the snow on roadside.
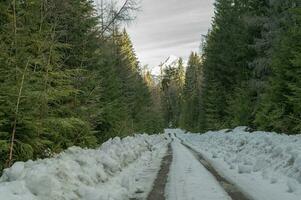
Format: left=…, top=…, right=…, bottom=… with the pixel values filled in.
left=0, top=134, right=169, bottom=200
left=178, top=127, right=301, bottom=200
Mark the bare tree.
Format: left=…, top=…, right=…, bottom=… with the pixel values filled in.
left=96, top=0, right=139, bottom=37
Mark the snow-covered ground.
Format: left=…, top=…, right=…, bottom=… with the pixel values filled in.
left=165, top=134, right=231, bottom=200
left=2, top=128, right=301, bottom=200
left=0, top=134, right=169, bottom=200
left=178, top=127, right=301, bottom=200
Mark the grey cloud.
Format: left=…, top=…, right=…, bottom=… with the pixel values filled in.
left=139, top=37, right=200, bottom=51
left=127, top=0, right=214, bottom=69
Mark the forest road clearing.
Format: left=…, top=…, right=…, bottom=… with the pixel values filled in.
left=148, top=134, right=251, bottom=200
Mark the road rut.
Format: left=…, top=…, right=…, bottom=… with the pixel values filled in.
left=146, top=143, right=172, bottom=200
left=180, top=139, right=252, bottom=200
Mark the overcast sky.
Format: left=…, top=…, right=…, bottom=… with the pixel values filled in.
left=126, top=0, right=215, bottom=70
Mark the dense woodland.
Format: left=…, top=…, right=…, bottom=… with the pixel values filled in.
left=0, top=0, right=301, bottom=171
left=162, top=0, right=301, bottom=134
left=0, top=0, right=164, bottom=171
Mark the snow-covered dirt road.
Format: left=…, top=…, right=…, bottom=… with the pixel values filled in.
left=177, top=127, right=301, bottom=200
left=1, top=128, right=301, bottom=200
left=165, top=136, right=231, bottom=200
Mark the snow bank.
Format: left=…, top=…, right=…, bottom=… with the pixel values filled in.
left=179, top=127, right=301, bottom=199
left=0, top=134, right=168, bottom=200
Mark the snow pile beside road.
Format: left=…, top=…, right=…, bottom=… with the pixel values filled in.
left=179, top=127, right=301, bottom=199
left=0, top=134, right=168, bottom=200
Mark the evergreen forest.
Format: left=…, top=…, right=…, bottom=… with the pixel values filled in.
left=1, top=0, right=301, bottom=172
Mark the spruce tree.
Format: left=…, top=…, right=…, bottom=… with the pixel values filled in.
left=201, top=0, right=260, bottom=130
left=161, top=59, right=185, bottom=127
left=255, top=3, right=301, bottom=133
left=0, top=0, right=151, bottom=171
left=180, top=52, right=203, bottom=132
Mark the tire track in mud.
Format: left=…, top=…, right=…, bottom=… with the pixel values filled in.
left=146, top=143, right=172, bottom=200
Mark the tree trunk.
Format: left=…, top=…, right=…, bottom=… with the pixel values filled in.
left=7, top=60, right=30, bottom=167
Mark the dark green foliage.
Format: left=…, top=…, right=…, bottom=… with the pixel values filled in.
left=161, top=59, right=185, bottom=127
left=255, top=5, right=301, bottom=133
left=0, top=0, right=98, bottom=170
left=226, top=86, right=254, bottom=127
left=200, top=0, right=247, bottom=130
left=180, top=52, right=204, bottom=132
left=175, top=0, right=301, bottom=134
left=0, top=0, right=163, bottom=172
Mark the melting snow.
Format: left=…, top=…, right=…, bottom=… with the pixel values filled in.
left=0, top=134, right=169, bottom=200
left=178, top=127, right=301, bottom=200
